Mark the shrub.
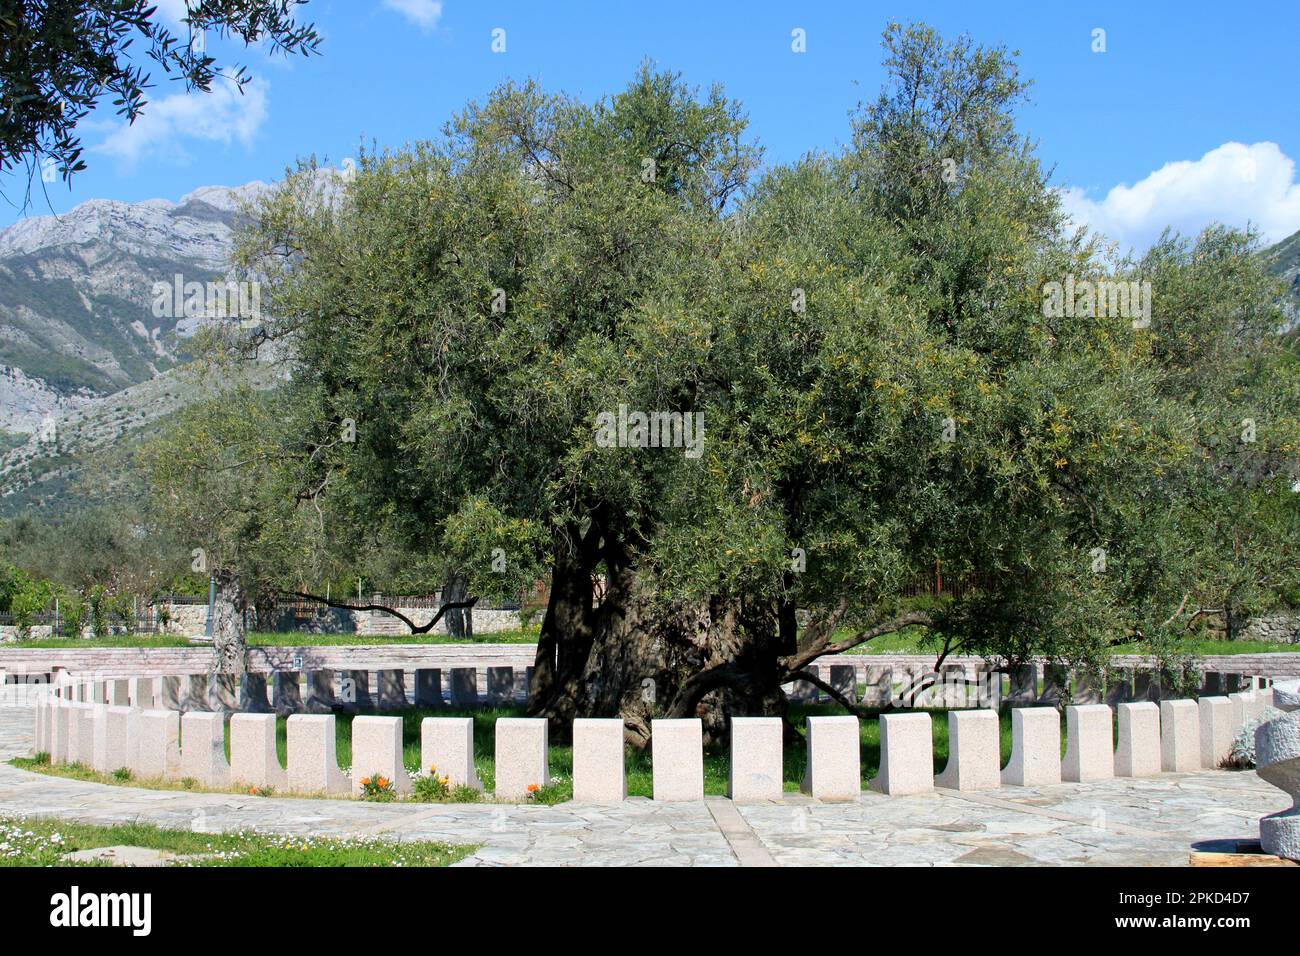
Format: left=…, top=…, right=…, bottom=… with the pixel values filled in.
left=412, top=766, right=452, bottom=803
left=358, top=774, right=396, bottom=802
left=112, top=767, right=132, bottom=781
left=1224, top=713, right=1275, bottom=769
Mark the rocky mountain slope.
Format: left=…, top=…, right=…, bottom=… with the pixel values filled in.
left=0, top=182, right=268, bottom=437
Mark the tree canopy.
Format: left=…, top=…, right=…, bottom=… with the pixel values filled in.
left=0, top=0, right=320, bottom=201
left=140, top=23, right=1298, bottom=739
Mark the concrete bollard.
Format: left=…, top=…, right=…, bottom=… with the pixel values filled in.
left=1007, top=664, right=1038, bottom=706
left=572, top=718, right=626, bottom=802
left=340, top=670, right=372, bottom=709
left=51, top=702, right=70, bottom=764
left=869, top=713, right=931, bottom=796
left=105, top=706, right=139, bottom=773
left=239, top=673, right=272, bottom=713
left=486, top=667, right=514, bottom=705
left=376, top=669, right=406, bottom=709
left=728, top=717, right=783, bottom=801
left=862, top=665, right=892, bottom=706
left=1038, top=665, right=1068, bottom=705
left=449, top=668, right=478, bottom=707
left=1229, top=691, right=1252, bottom=738
left=414, top=669, right=443, bottom=708
left=935, top=709, right=1000, bottom=791
left=978, top=668, right=1002, bottom=709
left=286, top=714, right=349, bottom=795
left=1134, top=672, right=1162, bottom=703
left=182, top=674, right=207, bottom=712
left=651, top=718, right=704, bottom=801
left=230, top=714, right=288, bottom=790
left=494, top=718, right=549, bottom=800
left=350, top=715, right=412, bottom=796
left=1115, top=701, right=1161, bottom=777
left=419, top=717, right=482, bottom=791
left=73, top=704, right=96, bottom=765
left=208, top=673, right=238, bottom=713
left=1105, top=668, right=1133, bottom=706
left=1002, top=707, right=1061, bottom=787
left=1073, top=670, right=1103, bottom=705
left=129, top=677, right=157, bottom=709
left=33, top=699, right=46, bottom=755
left=134, top=709, right=181, bottom=779
left=1198, top=696, right=1234, bottom=770
left=801, top=715, right=862, bottom=800
left=1160, top=699, right=1201, bottom=772
left=829, top=665, right=858, bottom=704
left=303, top=670, right=335, bottom=713
left=109, top=679, right=130, bottom=706
left=180, top=712, right=230, bottom=787
left=513, top=667, right=531, bottom=703
left=1063, top=704, right=1114, bottom=782
left=89, top=703, right=110, bottom=772
left=272, top=671, right=303, bottom=714
left=160, top=676, right=183, bottom=711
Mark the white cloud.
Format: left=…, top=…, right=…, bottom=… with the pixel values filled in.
left=383, top=0, right=444, bottom=31
left=1058, top=142, right=1300, bottom=254
left=151, top=0, right=194, bottom=26
left=93, top=78, right=269, bottom=166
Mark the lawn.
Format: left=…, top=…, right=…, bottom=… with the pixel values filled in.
left=7, top=626, right=1291, bottom=655
left=0, top=815, right=473, bottom=866
left=839, top=626, right=1294, bottom=657
left=14, top=703, right=1064, bottom=802
left=5, top=629, right=543, bottom=649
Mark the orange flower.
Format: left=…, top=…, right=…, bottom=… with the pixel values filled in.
left=526, top=783, right=540, bottom=793
left=361, top=776, right=371, bottom=787
left=376, top=776, right=389, bottom=789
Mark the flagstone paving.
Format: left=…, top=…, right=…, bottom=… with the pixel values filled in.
left=0, top=693, right=1287, bottom=866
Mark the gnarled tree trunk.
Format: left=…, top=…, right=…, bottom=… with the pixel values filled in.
left=211, top=569, right=249, bottom=677
left=527, top=526, right=787, bottom=748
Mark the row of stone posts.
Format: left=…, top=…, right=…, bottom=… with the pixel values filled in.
left=787, top=661, right=1274, bottom=708
left=48, top=666, right=533, bottom=715
left=35, top=677, right=1275, bottom=804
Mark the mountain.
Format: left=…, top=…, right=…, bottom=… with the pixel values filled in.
left=0, top=182, right=275, bottom=512
left=0, top=182, right=268, bottom=438
left=1263, top=225, right=1300, bottom=317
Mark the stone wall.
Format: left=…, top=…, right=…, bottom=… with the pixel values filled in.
left=0, top=625, right=53, bottom=642
left=157, top=602, right=523, bottom=637
left=1241, top=612, right=1300, bottom=644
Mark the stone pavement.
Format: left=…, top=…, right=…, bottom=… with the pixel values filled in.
left=0, top=696, right=1287, bottom=866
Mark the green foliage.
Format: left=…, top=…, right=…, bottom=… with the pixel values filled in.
left=356, top=773, right=397, bottom=802
left=0, top=815, right=471, bottom=867
left=0, top=1, right=320, bottom=198
left=130, top=23, right=1298, bottom=684
left=412, top=773, right=451, bottom=802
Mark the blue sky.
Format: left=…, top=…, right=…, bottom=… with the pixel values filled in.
left=6, top=0, right=1299, bottom=252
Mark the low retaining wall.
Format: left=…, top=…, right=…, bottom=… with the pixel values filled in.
left=29, top=677, right=1280, bottom=803
left=3, top=647, right=1298, bottom=687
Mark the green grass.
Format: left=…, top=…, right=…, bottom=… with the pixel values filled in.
left=1, top=629, right=543, bottom=649
left=0, top=815, right=472, bottom=866
left=839, top=627, right=1295, bottom=656
left=3, top=635, right=197, bottom=649
left=244, top=628, right=542, bottom=646
left=7, top=626, right=1290, bottom=654
left=16, top=704, right=1065, bottom=801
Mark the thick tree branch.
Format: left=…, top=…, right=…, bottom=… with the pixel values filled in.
left=290, top=592, right=479, bottom=635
